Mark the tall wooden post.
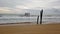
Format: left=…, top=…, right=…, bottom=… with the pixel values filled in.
left=40, top=9, right=43, bottom=24
left=37, top=16, right=39, bottom=24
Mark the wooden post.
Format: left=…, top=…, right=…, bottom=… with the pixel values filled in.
left=37, top=16, right=39, bottom=24
left=40, top=9, right=43, bottom=24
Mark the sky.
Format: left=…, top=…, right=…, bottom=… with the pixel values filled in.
left=0, top=0, right=60, bottom=14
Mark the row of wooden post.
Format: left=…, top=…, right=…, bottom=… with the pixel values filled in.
left=37, top=9, right=43, bottom=24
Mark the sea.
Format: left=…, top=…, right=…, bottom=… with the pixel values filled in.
left=0, top=14, right=60, bottom=24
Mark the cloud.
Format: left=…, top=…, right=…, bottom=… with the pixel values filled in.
left=0, top=7, right=12, bottom=13
left=0, top=0, right=31, bottom=8
left=0, top=0, right=60, bottom=9
left=0, top=0, right=60, bottom=14
left=15, top=0, right=60, bottom=9
left=16, top=5, right=29, bottom=9
left=0, top=7, right=26, bottom=14
left=47, top=0, right=60, bottom=8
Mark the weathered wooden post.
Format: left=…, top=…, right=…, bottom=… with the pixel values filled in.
left=40, top=9, right=43, bottom=24
left=37, top=16, right=39, bottom=24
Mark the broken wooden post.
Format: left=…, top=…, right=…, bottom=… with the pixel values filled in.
left=37, top=16, right=39, bottom=24
left=40, top=9, right=43, bottom=24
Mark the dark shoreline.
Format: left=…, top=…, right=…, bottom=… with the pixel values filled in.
left=0, top=22, right=33, bottom=25
left=0, top=22, right=60, bottom=25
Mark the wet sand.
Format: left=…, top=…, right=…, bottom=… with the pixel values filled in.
left=0, top=24, right=60, bottom=34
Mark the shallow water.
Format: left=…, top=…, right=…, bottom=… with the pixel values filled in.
left=0, top=15, right=60, bottom=24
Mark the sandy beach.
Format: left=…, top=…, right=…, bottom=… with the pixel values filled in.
left=0, top=23, right=60, bottom=34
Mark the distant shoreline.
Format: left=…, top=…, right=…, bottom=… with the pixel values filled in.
left=0, top=22, right=34, bottom=25
left=0, top=22, right=60, bottom=25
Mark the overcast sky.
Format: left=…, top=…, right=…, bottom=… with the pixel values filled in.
left=0, top=0, right=60, bottom=14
